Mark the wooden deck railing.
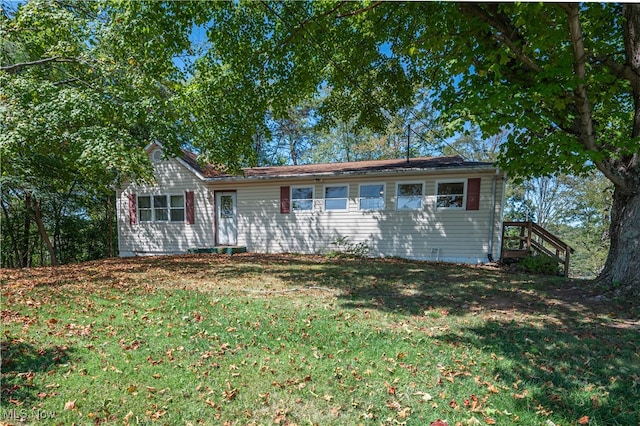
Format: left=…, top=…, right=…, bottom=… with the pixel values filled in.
left=501, top=221, right=575, bottom=277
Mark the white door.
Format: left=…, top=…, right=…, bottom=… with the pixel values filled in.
left=216, top=192, right=237, bottom=246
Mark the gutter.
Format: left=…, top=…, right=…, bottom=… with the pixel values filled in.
left=200, top=164, right=498, bottom=183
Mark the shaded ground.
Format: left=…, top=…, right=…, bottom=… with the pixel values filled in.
left=1, top=253, right=638, bottom=425
left=2, top=253, right=637, bottom=326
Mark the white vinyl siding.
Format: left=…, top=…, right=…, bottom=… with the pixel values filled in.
left=118, top=148, right=504, bottom=263
left=232, top=173, right=503, bottom=264
left=118, top=152, right=215, bottom=256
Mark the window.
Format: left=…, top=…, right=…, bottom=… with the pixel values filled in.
left=154, top=195, right=168, bottom=221
left=291, top=186, right=314, bottom=211
left=397, top=182, right=424, bottom=210
left=170, top=195, right=185, bottom=221
left=324, top=185, right=348, bottom=211
left=138, top=194, right=185, bottom=222
left=359, top=184, right=385, bottom=211
left=436, top=181, right=465, bottom=208
left=138, top=196, right=152, bottom=222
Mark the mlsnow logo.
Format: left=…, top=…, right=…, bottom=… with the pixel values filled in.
left=1, top=408, right=57, bottom=421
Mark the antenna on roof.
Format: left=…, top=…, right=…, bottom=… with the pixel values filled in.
left=406, top=123, right=411, bottom=163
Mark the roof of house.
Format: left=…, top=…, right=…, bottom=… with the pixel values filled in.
left=179, top=150, right=494, bottom=181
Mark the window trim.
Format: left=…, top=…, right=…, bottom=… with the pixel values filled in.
left=137, top=193, right=186, bottom=223
left=138, top=195, right=152, bottom=223
left=396, top=181, right=425, bottom=211
left=323, top=184, right=349, bottom=212
left=435, top=179, right=466, bottom=210
left=358, top=183, right=386, bottom=211
left=290, top=185, right=315, bottom=212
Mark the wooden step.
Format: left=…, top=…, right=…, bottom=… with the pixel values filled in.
left=501, top=249, right=530, bottom=259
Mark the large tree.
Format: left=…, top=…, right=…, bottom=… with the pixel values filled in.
left=1, top=0, right=207, bottom=264
left=188, top=2, right=639, bottom=294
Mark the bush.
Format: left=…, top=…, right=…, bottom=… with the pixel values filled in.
left=519, top=253, right=560, bottom=275
left=326, top=236, right=370, bottom=258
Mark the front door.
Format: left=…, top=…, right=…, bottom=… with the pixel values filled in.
left=216, top=192, right=237, bottom=246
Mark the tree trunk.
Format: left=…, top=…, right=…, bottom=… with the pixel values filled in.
left=598, top=186, right=640, bottom=296
left=1, top=198, right=19, bottom=268
left=32, top=196, right=59, bottom=266
left=21, top=192, right=32, bottom=267
left=108, top=193, right=114, bottom=258
left=599, top=4, right=640, bottom=296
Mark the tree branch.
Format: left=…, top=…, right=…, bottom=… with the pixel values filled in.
left=1, top=57, right=77, bottom=74
left=459, top=3, right=542, bottom=74
left=564, top=3, right=627, bottom=188
left=336, top=1, right=384, bottom=19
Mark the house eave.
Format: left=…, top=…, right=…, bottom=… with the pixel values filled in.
left=202, top=164, right=498, bottom=183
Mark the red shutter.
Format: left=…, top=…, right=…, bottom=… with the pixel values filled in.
left=128, top=193, right=137, bottom=225
left=186, top=191, right=195, bottom=225
left=466, top=178, right=481, bottom=210
left=280, top=186, right=290, bottom=214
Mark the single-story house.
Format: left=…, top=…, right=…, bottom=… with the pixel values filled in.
left=117, top=142, right=506, bottom=263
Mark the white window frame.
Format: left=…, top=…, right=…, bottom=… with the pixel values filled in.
left=291, top=186, right=314, bottom=212
left=138, top=195, right=152, bottom=223
left=435, top=180, right=466, bottom=210
left=324, top=184, right=349, bottom=212
left=169, top=194, right=186, bottom=222
left=137, top=193, right=186, bottom=223
left=396, top=181, right=425, bottom=211
left=358, top=183, right=385, bottom=211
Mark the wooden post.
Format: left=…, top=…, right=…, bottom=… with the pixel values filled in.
left=526, top=221, right=533, bottom=252
left=564, top=249, right=570, bottom=278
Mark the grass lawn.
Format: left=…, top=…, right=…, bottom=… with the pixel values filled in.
left=1, top=254, right=638, bottom=426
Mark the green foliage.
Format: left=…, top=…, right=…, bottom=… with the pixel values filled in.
left=519, top=253, right=560, bottom=276
left=326, top=236, right=370, bottom=258
left=0, top=0, right=204, bottom=266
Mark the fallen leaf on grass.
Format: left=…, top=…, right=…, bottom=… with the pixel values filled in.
left=223, top=388, right=238, bottom=401
left=413, top=391, right=433, bottom=401
left=513, top=389, right=529, bottom=399
left=64, top=400, right=76, bottom=410
left=577, top=415, right=589, bottom=424
left=385, top=382, right=397, bottom=395
left=398, top=407, right=411, bottom=418
left=466, top=416, right=481, bottom=425
left=430, top=420, right=448, bottom=426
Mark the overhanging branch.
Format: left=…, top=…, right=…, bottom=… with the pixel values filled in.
left=1, top=57, right=77, bottom=74
left=564, top=3, right=627, bottom=188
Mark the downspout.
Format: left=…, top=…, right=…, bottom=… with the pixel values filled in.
left=487, top=169, right=499, bottom=262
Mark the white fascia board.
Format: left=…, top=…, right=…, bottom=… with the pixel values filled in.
left=202, top=164, right=498, bottom=183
